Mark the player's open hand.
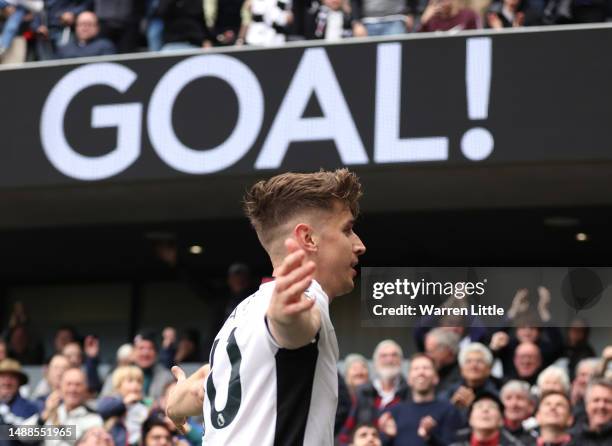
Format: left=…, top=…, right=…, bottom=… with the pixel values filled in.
left=268, top=238, right=316, bottom=325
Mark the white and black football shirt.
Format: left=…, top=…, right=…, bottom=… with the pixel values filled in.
left=203, top=279, right=339, bottom=445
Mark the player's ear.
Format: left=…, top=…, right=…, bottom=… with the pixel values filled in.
left=294, top=223, right=317, bottom=252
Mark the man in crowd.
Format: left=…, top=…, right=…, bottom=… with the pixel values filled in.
left=57, top=11, right=115, bottom=58
left=0, top=358, right=38, bottom=444
left=344, top=353, right=371, bottom=401
left=61, top=338, right=102, bottom=395
left=339, top=340, right=409, bottom=443
left=571, top=358, right=601, bottom=425
left=500, top=380, right=537, bottom=445
left=443, top=343, right=499, bottom=412
left=424, top=328, right=461, bottom=395
left=102, top=333, right=173, bottom=400
left=511, top=342, right=543, bottom=385
left=350, top=0, right=415, bottom=36
left=571, top=378, right=612, bottom=445
left=31, top=353, right=70, bottom=409
left=24, top=368, right=103, bottom=446
left=418, top=0, right=480, bottom=32
left=350, top=424, right=382, bottom=446
left=537, top=366, right=571, bottom=396
left=534, top=391, right=574, bottom=445
left=451, top=392, right=522, bottom=446
left=76, top=426, right=115, bottom=446
left=378, top=353, right=463, bottom=445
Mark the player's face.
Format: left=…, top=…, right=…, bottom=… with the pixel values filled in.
left=313, top=203, right=366, bottom=298
left=351, top=426, right=382, bottom=446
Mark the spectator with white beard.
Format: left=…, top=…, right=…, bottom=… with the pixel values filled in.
left=338, top=340, right=409, bottom=445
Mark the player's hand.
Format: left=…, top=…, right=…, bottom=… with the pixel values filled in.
left=489, top=331, right=510, bottom=351
left=417, top=415, right=437, bottom=439
left=378, top=412, right=397, bottom=437
left=167, top=366, right=189, bottom=434
left=267, top=238, right=316, bottom=326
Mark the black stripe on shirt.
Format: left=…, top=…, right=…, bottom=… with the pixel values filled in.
left=273, top=334, right=319, bottom=446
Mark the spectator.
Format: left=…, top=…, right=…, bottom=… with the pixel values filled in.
left=486, top=0, right=526, bottom=28
left=33, top=0, right=93, bottom=60
left=571, top=378, right=612, bottom=445
left=534, top=391, right=574, bottom=445
left=56, top=11, right=115, bottom=59
left=344, top=353, right=370, bottom=401
left=378, top=354, right=463, bottom=445
left=102, top=333, right=173, bottom=400
left=349, top=423, right=382, bottom=446
left=305, top=0, right=353, bottom=40
left=564, top=317, right=596, bottom=381
left=53, top=326, right=78, bottom=354
left=144, top=0, right=163, bottom=51
left=76, top=426, right=115, bottom=446
left=209, top=0, right=248, bottom=46
left=98, top=366, right=150, bottom=446
left=338, top=340, right=409, bottom=444
left=424, top=328, right=461, bottom=395
left=116, top=343, right=135, bottom=367
left=0, top=359, right=39, bottom=431
left=511, top=342, right=543, bottom=386
left=537, top=366, right=571, bottom=397
left=31, top=353, right=70, bottom=406
left=141, top=416, right=173, bottom=446
left=93, top=0, right=142, bottom=53
left=350, top=0, right=414, bottom=36
left=158, top=0, right=212, bottom=51
left=489, top=288, right=564, bottom=377
left=23, top=368, right=103, bottom=446
left=443, top=343, right=499, bottom=412
left=543, top=0, right=612, bottom=23
left=500, top=380, right=536, bottom=445
left=451, top=392, right=522, bottom=446
left=418, top=0, right=480, bottom=32
left=245, top=0, right=292, bottom=46
left=0, top=340, right=7, bottom=361
left=571, top=358, right=601, bottom=426
left=61, top=339, right=102, bottom=395
left=6, top=323, right=44, bottom=365
left=0, top=0, right=42, bottom=56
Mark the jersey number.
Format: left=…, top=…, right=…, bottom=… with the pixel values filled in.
left=207, top=327, right=242, bottom=429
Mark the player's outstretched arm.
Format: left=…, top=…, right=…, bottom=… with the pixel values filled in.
left=267, top=238, right=321, bottom=350
left=166, top=364, right=209, bottom=433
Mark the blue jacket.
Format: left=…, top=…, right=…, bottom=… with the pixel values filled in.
left=0, top=394, right=39, bottom=446
left=56, top=36, right=116, bottom=58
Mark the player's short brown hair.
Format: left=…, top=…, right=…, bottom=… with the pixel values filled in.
left=243, top=168, right=362, bottom=246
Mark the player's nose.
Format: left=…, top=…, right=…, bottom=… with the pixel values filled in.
left=353, top=233, right=366, bottom=256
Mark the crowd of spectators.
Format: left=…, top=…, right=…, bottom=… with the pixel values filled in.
left=1, top=283, right=612, bottom=446
left=0, top=0, right=610, bottom=64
